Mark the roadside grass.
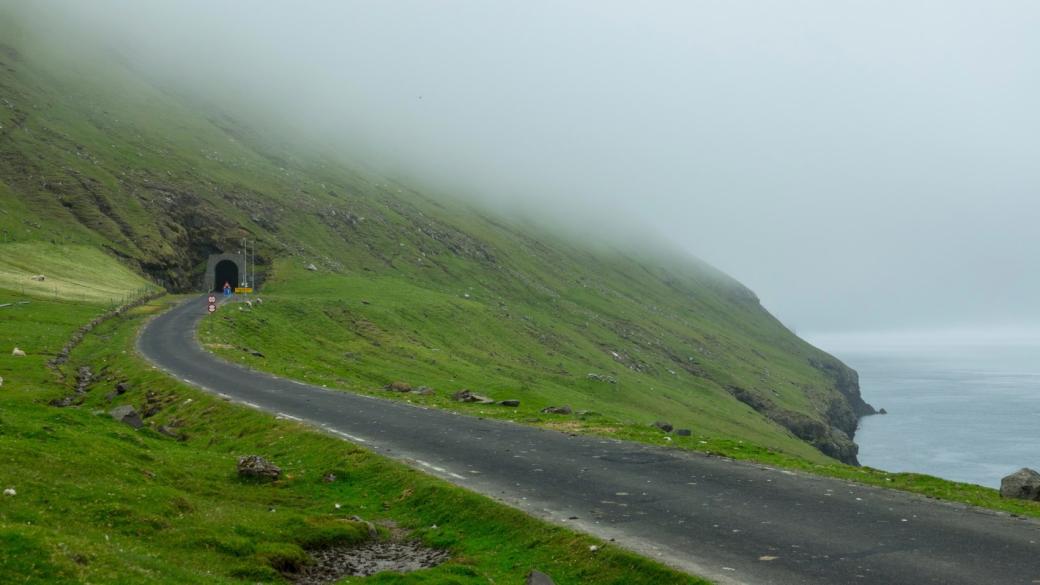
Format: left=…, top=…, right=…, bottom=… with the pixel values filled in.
left=0, top=291, right=707, bottom=584
left=201, top=267, right=1040, bottom=522
left=0, top=242, right=158, bottom=302
left=202, top=261, right=832, bottom=466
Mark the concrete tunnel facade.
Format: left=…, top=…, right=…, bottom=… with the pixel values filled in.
left=204, top=253, right=248, bottom=292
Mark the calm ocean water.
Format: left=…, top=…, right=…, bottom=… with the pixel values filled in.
left=809, top=333, right=1040, bottom=488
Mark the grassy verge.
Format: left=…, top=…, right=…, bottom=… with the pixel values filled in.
left=200, top=268, right=1040, bottom=522
left=0, top=242, right=159, bottom=303
left=0, top=291, right=707, bottom=584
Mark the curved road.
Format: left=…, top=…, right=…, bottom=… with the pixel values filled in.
left=139, top=296, right=1040, bottom=585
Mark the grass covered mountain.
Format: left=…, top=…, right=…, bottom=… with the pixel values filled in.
left=0, top=14, right=874, bottom=466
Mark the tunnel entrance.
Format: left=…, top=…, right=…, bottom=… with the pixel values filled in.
left=204, top=253, right=247, bottom=293
left=213, top=260, right=240, bottom=292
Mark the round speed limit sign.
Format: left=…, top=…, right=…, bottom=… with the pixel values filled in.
left=208, top=295, right=216, bottom=304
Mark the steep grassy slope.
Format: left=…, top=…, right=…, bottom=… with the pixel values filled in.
left=0, top=13, right=873, bottom=464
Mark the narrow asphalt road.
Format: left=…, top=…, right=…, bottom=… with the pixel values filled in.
left=138, top=296, right=1040, bottom=585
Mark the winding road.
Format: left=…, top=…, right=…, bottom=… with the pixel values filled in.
left=138, top=296, right=1040, bottom=585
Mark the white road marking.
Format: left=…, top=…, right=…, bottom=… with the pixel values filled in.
left=277, top=412, right=302, bottom=422
left=325, top=428, right=367, bottom=443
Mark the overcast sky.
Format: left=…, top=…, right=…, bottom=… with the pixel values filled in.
left=12, top=1, right=1040, bottom=334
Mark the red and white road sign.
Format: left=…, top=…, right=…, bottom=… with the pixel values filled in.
left=208, top=295, right=216, bottom=303
left=207, top=303, right=216, bottom=314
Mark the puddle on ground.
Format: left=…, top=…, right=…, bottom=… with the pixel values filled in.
left=291, top=541, right=451, bottom=584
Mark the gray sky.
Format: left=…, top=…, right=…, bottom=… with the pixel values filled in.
left=13, top=1, right=1040, bottom=333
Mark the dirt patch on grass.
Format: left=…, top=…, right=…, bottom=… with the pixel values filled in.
left=291, top=541, right=451, bottom=584
left=542, top=420, right=619, bottom=434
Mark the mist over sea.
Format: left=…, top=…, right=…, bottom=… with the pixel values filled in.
left=810, top=330, right=1040, bottom=488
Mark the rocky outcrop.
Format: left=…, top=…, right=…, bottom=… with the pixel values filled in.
left=809, top=356, right=876, bottom=418
left=728, top=385, right=861, bottom=465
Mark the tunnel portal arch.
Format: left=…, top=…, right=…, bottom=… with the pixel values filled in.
left=204, top=253, right=247, bottom=292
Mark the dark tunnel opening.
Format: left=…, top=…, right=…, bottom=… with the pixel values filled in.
left=213, top=259, right=240, bottom=292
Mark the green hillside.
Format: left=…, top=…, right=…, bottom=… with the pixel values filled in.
left=0, top=10, right=872, bottom=469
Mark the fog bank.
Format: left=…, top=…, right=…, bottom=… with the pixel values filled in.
left=6, top=1, right=1039, bottom=333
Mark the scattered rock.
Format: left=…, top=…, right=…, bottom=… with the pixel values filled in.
left=247, top=348, right=264, bottom=358
left=30, top=274, right=45, bottom=281
left=526, top=569, right=556, bottom=585
left=2, top=488, right=14, bottom=497
left=384, top=381, right=412, bottom=393
left=49, top=395, right=78, bottom=408
left=675, top=428, right=692, bottom=436
left=306, top=263, right=318, bottom=271
left=499, top=399, right=520, bottom=407
left=105, top=382, right=129, bottom=402
left=540, top=405, right=572, bottom=415
left=576, top=410, right=599, bottom=417
left=586, top=373, right=617, bottom=384
left=653, top=421, right=674, bottom=433
left=1000, top=468, right=1040, bottom=501
left=878, top=408, right=888, bottom=415
left=451, top=389, right=494, bottom=404
left=73, top=366, right=93, bottom=394
left=412, top=386, right=434, bottom=396
left=141, top=390, right=171, bottom=418
left=237, top=455, right=281, bottom=481
left=322, top=472, right=337, bottom=483
left=109, top=405, right=143, bottom=429
left=0, top=376, right=4, bottom=388
left=11, top=347, right=25, bottom=357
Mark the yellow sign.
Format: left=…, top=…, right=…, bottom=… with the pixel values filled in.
left=234, top=287, right=253, bottom=294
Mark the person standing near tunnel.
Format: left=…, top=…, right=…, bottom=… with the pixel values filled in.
left=223, top=281, right=232, bottom=297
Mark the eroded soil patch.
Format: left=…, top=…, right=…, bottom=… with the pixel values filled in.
left=292, top=541, right=451, bottom=584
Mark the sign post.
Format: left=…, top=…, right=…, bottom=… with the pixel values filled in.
left=208, top=303, right=216, bottom=314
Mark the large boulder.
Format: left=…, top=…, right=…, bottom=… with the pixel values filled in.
left=540, top=405, right=572, bottom=415
left=499, top=399, right=521, bottom=407
left=1000, top=468, right=1040, bottom=501
left=11, top=347, right=26, bottom=357
left=109, top=405, right=143, bottom=429
left=237, top=455, right=282, bottom=481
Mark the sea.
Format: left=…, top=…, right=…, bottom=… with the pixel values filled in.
left=808, top=329, right=1040, bottom=488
